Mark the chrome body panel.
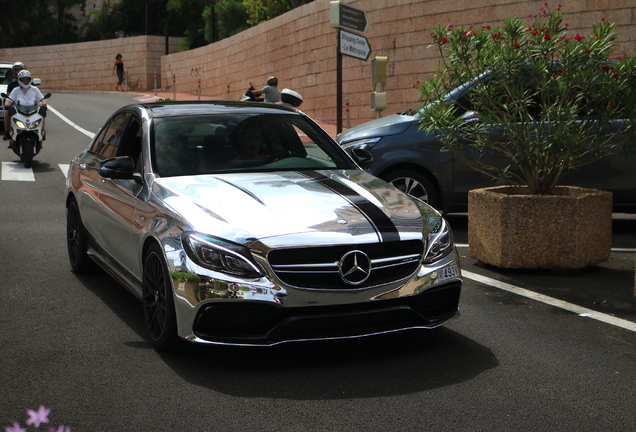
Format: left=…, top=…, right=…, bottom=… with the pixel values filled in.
left=66, top=101, right=462, bottom=346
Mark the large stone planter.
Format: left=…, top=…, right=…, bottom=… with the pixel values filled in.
left=468, top=186, right=612, bottom=270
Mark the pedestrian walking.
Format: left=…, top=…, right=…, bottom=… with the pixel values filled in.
left=113, top=54, right=125, bottom=91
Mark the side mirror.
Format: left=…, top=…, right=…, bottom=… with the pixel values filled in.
left=348, top=148, right=374, bottom=170
left=33, top=78, right=42, bottom=86
left=99, top=156, right=138, bottom=181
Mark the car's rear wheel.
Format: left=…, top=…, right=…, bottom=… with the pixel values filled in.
left=142, top=244, right=179, bottom=350
left=383, top=169, right=441, bottom=210
left=66, top=198, right=93, bottom=273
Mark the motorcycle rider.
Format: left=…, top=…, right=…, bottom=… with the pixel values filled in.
left=6, top=62, right=26, bottom=95
left=3, top=70, right=47, bottom=141
left=249, top=76, right=281, bottom=103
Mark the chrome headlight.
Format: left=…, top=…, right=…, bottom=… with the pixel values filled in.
left=411, top=199, right=455, bottom=264
left=29, top=118, right=42, bottom=128
left=423, top=216, right=454, bottom=264
left=340, top=137, right=381, bottom=151
left=14, top=119, right=26, bottom=130
left=183, top=233, right=264, bottom=278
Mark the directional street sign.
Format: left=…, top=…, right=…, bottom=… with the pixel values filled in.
left=330, top=1, right=368, bottom=34
left=339, top=30, right=371, bottom=61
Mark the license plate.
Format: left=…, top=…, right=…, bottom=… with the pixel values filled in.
left=437, top=264, right=460, bottom=281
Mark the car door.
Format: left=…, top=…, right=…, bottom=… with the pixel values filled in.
left=92, top=111, right=144, bottom=279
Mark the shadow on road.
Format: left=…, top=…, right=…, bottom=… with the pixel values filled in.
left=74, top=271, right=498, bottom=400
left=157, top=327, right=498, bottom=400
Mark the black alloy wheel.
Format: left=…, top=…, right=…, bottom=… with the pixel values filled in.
left=142, top=244, right=179, bottom=350
left=66, top=198, right=93, bottom=273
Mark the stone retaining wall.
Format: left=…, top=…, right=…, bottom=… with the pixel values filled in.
left=0, top=36, right=180, bottom=92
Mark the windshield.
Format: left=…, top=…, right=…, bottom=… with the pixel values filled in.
left=151, top=113, right=354, bottom=177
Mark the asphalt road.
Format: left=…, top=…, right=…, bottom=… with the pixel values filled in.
left=1, top=92, right=635, bottom=431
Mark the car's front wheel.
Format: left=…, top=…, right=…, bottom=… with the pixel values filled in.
left=142, top=244, right=179, bottom=350
left=66, top=197, right=93, bottom=273
left=383, top=169, right=441, bottom=210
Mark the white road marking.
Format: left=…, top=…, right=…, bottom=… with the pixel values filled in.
left=462, top=269, right=636, bottom=333
left=1, top=162, right=35, bottom=181
left=59, top=164, right=70, bottom=180
left=47, top=105, right=95, bottom=139
left=135, top=96, right=161, bottom=103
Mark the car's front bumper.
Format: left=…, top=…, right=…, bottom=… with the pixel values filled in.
left=166, top=246, right=462, bottom=346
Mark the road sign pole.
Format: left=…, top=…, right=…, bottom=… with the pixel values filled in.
left=337, top=30, right=343, bottom=134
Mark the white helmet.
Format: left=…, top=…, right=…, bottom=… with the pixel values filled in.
left=17, top=70, right=32, bottom=89
left=12, top=62, right=26, bottom=72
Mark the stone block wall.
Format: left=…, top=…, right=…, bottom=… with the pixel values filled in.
left=0, top=35, right=180, bottom=92
left=160, top=0, right=636, bottom=126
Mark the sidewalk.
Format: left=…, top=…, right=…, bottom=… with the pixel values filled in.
left=133, top=90, right=342, bottom=139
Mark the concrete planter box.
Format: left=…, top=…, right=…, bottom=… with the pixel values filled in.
left=468, top=186, right=612, bottom=270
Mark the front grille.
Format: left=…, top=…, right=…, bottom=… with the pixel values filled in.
left=267, top=240, right=424, bottom=289
left=193, top=282, right=461, bottom=344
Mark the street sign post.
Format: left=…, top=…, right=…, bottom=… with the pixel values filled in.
left=339, top=30, right=371, bottom=61
left=330, top=1, right=368, bottom=34
left=331, top=1, right=370, bottom=134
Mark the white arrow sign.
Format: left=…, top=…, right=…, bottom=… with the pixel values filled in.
left=339, top=30, right=371, bottom=61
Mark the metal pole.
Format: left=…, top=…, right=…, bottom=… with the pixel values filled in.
left=336, top=30, right=343, bottom=135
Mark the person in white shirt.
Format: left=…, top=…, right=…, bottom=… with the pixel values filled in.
left=3, top=70, right=47, bottom=141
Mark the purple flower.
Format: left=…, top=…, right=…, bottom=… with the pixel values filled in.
left=5, top=422, right=26, bottom=432
left=26, top=406, right=50, bottom=428
left=48, top=426, right=72, bottom=432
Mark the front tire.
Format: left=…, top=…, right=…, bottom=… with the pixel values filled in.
left=142, top=244, right=179, bottom=350
left=20, top=137, right=35, bottom=168
left=66, top=198, right=93, bottom=273
left=383, top=169, right=441, bottom=210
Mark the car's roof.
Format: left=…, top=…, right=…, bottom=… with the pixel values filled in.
left=126, top=100, right=300, bottom=119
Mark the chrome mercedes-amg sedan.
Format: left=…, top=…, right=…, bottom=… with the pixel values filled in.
left=65, top=101, right=462, bottom=350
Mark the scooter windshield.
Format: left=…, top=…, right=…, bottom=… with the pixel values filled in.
left=16, top=104, right=40, bottom=116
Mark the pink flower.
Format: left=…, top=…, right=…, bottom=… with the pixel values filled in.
left=573, top=34, right=582, bottom=41
left=26, top=406, right=50, bottom=428
left=515, top=44, right=521, bottom=48
left=5, top=422, right=26, bottom=432
left=544, top=33, right=551, bottom=40
left=441, top=37, right=448, bottom=44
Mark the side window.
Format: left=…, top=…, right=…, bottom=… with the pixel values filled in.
left=90, top=112, right=130, bottom=158
left=118, top=118, right=143, bottom=165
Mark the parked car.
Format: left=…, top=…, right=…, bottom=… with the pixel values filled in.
left=337, top=96, right=636, bottom=214
left=0, top=62, right=14, bottom=124
left=66, top=101, right=462, bottom=349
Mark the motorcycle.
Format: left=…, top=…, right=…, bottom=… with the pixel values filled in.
left=240, top=82, right=264, bottom=102
left=1, top=91, right=51, bottom=168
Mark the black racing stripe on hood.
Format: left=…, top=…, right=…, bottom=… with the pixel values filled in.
left=300, top=171, right=400, bottom=243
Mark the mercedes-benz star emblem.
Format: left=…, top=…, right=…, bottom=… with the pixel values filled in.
left=338, top=250, right=371, bottom=285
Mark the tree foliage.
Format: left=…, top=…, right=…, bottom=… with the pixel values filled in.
left=0, top=0, right=84, bottom=47
left=0, top=0, right=311, bottom=49
left=416, top=5, right=636, bottom=195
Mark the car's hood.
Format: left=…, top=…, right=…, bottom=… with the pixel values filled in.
left=336, top=112, right=418, bottom=144
left=154, top=170, right=426, bottom=247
